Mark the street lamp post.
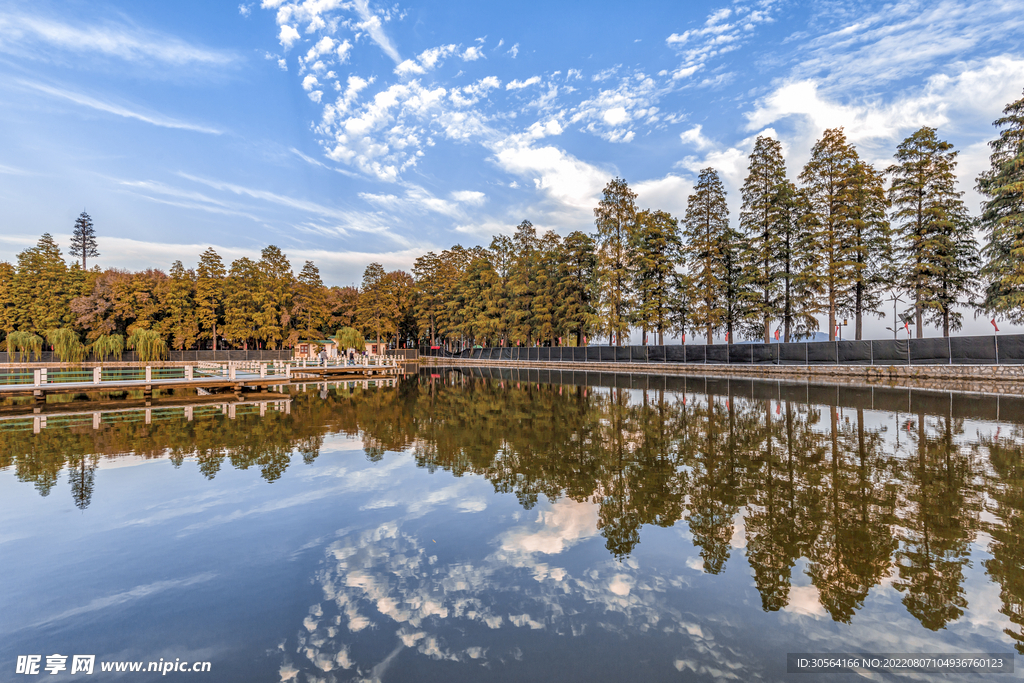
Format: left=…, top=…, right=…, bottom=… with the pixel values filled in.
left=885, top=291, right=905, bottom=340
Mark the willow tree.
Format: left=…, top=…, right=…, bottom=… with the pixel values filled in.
left=683, top=168, right=730, bottom=344
left=633, top=209, right=681, bottom=345
left=594, top=177, right=639, bottom=345
left=978, top=88, right=1024, bottom=325
left=889, top=127, right=975, bottom=337
left=800, top=128, right=859, bottom=341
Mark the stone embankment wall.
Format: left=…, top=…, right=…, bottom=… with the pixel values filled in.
left=420, top=357, right=1024, bottom=396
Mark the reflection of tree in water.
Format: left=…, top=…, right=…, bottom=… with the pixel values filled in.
left=982, top=427, right=1024, bottom=653
left=682, top=396, right=744, bottom=574
left=67, top=453, right=97, bottom=510
left=744, top=401, right=817, bottom=611
left=5, top=371, right=1024, bottom=642
left=807, top=408, right=898, bottom=623
left=894, top=413, right=981, bottom=631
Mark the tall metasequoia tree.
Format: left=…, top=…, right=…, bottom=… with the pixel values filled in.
left=740, top=136, right=787, bottom=343
left=69, top=211, right=99, bottom=270
left=777, top=182, right=819, bottom=342
left=978, top=88, right=1024, bottom=325
left=682, top=168, right=730, bottom=345
left=294, top=260, right=329, bottom=340
left=357, top=262, right=398, bottom=349
left=594, top=177, right=639, bottom=345
left=844, top=160, right=892, bottom=339
left=413, top=251, right=443, bottom=346
left=223, top=257, right=259, bottom=349
left=888, top=127, right=975, bottom=337
left=800, top=128, right=859, bottom=341
left=254, top=245, right=293, bottom=349
left=195, top=247, right=225, bottom=350
left=556, top=231, right=597, bottom=346
left=162, top=261, right=198, bottom=350
left=633, top=209, right=681, bottom=345
left=508, top=221, right=538, bottom=345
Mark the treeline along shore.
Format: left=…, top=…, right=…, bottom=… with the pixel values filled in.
left=1, top=90, right=1023, bottom=360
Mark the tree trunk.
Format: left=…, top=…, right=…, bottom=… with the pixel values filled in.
left=763, top=314, right=770, bottom=344
left=921, top=290, right=929, bottom=339
left=828, top=286, right=836, bottom=342
left=855, top=282, right=863, bottom=340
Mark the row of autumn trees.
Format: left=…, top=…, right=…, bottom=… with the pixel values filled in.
left=1, top=91, right=1021, bottom=353
left=0, top=242, right=418, bottom=354
left=417, top=90, right=1024, bottom=347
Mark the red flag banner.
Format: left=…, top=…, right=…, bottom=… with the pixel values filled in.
left=992, top=319, right=1000, bottom=332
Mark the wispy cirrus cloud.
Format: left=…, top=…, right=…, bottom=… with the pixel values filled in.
left=19, top=80, right=223, bottom=134
left=0, top=11, right=236, bottom=66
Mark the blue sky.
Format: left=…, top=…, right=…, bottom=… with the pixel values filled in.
left=1, top=0, right=1023, bottom=335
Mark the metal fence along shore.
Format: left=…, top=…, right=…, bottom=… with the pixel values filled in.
left=421, top=333, right=1024, bottom=366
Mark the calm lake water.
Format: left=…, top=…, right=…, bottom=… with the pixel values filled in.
left=2, top=367, right=1022, bottom=681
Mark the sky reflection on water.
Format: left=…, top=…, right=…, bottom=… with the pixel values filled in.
left=1, top=369, right=1022, bottom=681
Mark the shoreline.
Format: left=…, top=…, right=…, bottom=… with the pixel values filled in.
left=419, top=357, right=1024, bottom=396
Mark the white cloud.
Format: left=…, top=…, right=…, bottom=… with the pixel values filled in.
left=20, top=80, right=222, bottom=134
left=351, top=0, right=401, bottom=62
left=394, top=44, right=458, bottom=77
left=569, top=72, right=661, bottom=143
left=0, top=11, right=237, bottom=67
left=302, top=74, right=319, bottom=91
left=508, top=42, right=519, bottom=58
left=336, top=39, right=352, bottom=63
left=451, top=190, right=487, bottom=205
left=461, top=45, right=484, bottom=61
left=238, top=4, right=252, bottom=17
left=506, top=76, right=541, bottom=91
left=664, top=3, right=776, bottom=80
left=679, top=124, right=714, bottom=150
left=278, top=24, right=300, bottom=50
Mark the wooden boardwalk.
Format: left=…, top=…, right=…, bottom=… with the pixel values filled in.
left=0, top=362, right=403, bottom=403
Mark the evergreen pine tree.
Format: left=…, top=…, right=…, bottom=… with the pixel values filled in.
left=69, top=211, right=99, bottom=270
left=682, top=168, right=730, bottom=345
left=800, top=128, right=859, bottom=341
left=978, top=88, right=1024, bottom=324
left=594, top=177, right=639, bottom=345
left=888, top=127, right=973, bottom=337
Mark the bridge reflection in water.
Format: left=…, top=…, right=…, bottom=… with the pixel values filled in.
left=3, top=369, right=1024, bottom=676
